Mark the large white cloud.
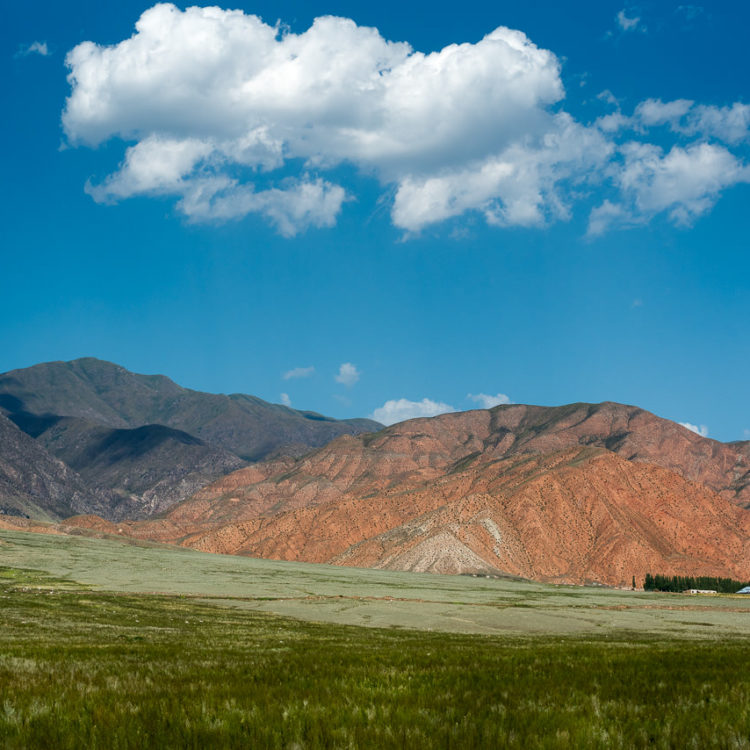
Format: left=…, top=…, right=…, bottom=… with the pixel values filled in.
left=371, top=398, right=455, bottom=425
left=61, top=4, right=593, bottom=234
left=63, top=3, right=749, bottom=237
left=392, top=114, right=612, bottom=231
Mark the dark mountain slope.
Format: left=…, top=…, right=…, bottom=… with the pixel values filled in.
left=30, top=417, right=246, bottom=519
left=0, top=412, right=103, bottom=521
left=0, top=358, right=382, bottom=461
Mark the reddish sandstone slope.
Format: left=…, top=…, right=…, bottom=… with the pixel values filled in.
left=104, top=402, right=750, bottom=586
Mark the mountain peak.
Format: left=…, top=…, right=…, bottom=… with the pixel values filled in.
left=0, top=358, right=382, bottom=521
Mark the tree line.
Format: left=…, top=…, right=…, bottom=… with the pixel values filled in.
left=643, top=574, right=750, bottom=593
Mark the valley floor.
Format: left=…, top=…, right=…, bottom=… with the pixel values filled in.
left=2, top=529, right=750, bottom=637
left=1, top=531, right=750, bottom=748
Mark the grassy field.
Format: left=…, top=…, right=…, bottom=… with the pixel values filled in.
left=3, top=529, right=750, bottom=637
left=1, top=530, right=750, bottom=747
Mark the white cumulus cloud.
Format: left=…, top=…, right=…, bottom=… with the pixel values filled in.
left=467, top=392, right=511, bottom=409
left=280, top=392, right=292, bottom=407
left=60, top=4, right=606, bottom=234
left=282, top=366, right=315, bottom=380
left=635, top=98, right=695, bottom=129
left=679, top=421, right=709, bottom=437
left=371, top=398, right=455, bottom=425
left=335, top=362, right=360, bottom=387
left=685, top=103, right=750, bottom=145
left=634, top=99, right=750, bottom=144
left=392, top=114, right=612, bottom=231
left=621, top=142, right=749, bottom=223
left=61, top=4, right=749, bottom=237
left=589, top=142, right=750, bottom=234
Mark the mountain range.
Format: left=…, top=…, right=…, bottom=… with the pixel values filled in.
left=70, top=401, right=750, bottom=587
left=1, top=359, right=748, bottom=587
left=0, top=358, right=381, bottom=520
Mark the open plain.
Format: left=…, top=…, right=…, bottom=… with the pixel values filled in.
left=2, top=529, right=750, bottom=748
left=3, top=528, right=750, bottom=637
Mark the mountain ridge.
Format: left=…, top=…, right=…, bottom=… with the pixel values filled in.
left=0, top=358, right=382, bottom=520
left=3, top=359, right=748, bottom=587
left=0, top=357, right=381, bottom=460
left=97, top=401, right=750, bottom=586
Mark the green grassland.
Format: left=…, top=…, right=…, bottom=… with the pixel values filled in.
left=2, top=529, right=750, bottom=637
left=1, top=530, right=750, bottom=747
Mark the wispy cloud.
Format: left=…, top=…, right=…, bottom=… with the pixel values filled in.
left=467, top=393, right=511, bottom=409
left=334, top=363, right=360, bottom=387
left=371, top=398, right=455, bottom=426
left=16, top=41, right=49, bottom=58
left=616, top=10, right=643, bottom=33
left=679, top=421, right=709, bottom=437
left=595, top=98, right=750, bottom=145
left=597, top=90, right=620, bottom=107
left=283, top=365, right=315, bottom=380
left=676, top=5, right=704, bottom=22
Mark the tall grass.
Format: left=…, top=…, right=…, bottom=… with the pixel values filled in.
left=1, top=566, right=749, bottom=748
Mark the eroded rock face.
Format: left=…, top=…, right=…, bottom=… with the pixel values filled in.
left=480, top=403, right=750, bottom=508
left=89, top=402, right=750, bottom=587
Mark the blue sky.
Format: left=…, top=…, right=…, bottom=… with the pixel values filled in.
left=2, top=0, right=749, bottom=438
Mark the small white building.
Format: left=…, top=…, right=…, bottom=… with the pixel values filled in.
left=683, top=589, right=717, bottom=595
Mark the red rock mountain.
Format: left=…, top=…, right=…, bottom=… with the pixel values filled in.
left=101, top=402, right=750, bottom=586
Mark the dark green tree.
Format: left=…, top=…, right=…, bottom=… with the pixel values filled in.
left=642, top=573, right=750, bottom=593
